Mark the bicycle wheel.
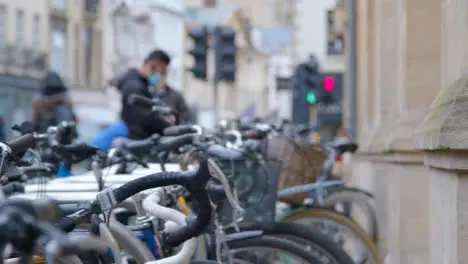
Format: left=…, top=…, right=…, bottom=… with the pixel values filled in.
left=324, top=187, right=379, bottom=242
left=225, top=236, right=321, bottom=264
left=281, top=208, right=381, bottom=264
left=233, top=222, right=353, bottom=264
left=190, top=260, right=223, bottom=264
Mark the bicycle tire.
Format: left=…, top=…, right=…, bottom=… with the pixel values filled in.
left=191, top=261, right=220, bottom=264
left=281, top=208, right=382, bottom=264
left=325, top=187, right=379, bottom=242
left=233, top=222, right=353, bottom=264
left=225, top=236, right=321, bottom=263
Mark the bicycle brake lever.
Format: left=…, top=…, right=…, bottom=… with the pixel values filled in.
left=121, top=149, right=148, bottom=168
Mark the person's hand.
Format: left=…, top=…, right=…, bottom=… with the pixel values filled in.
left=165, top=114, right=176, bottom=125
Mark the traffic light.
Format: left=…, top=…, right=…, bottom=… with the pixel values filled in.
left=306, top=90, right=317, bottom=104
left=321, top=74, right=343, bottom=104
left=323, top=76, right=335, bottom=92
left=299, top=57, right=321, bottom=105
left=214, top=26, right=236, bottom=82
left=187, top=26, right=208, bottom=80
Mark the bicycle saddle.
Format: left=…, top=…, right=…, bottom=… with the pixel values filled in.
left=206, top=144, right=245, bottom=161
left=329, top=138, right=358, bottom=153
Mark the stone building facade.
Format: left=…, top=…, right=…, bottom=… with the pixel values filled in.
left=345, top=0, right=468, bottom=263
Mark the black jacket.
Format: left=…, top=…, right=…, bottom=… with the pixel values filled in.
left=116, top=69, right=171, bottom=139
left=154, top=86, right=189, bottom=125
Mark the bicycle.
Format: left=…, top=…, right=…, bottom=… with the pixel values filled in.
left=194, top=122, right=381, bottom=264
left=102, top=124, right=355, bottom=264
left=2, top=131, right=323, bottom=264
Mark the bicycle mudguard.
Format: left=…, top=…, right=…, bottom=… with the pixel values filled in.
left=332, top=186, right=375, bottom=198
left=276, top=205, right=331, bottom=221
left=221, top=230, right=264, bottom=242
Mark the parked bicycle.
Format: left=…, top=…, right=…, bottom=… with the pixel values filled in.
left=0, top=129, right=324, bottom=263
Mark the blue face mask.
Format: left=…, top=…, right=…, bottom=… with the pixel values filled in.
left=147, top=74, right=161, bottom=87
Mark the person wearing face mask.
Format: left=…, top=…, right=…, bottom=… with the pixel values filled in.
left=89, top=50, right=174, bottom=152
left=117, top=49, right=177, bottom=139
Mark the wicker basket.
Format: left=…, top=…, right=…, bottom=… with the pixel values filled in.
left=266, top=135, right=327, bottom=205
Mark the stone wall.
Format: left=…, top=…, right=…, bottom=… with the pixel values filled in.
left=347, top=0, right=468, bottom=263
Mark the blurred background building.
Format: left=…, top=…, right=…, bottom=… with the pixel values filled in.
left=0, top=0, right=345, bottom=139
left=0, top=0, right=48, bottom=138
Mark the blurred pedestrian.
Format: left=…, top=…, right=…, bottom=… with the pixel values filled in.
left=32, top=71, right=77, bottom=139
left=32, top=71, right=78, bottom=177
left=89, top=49, right=176, bottom=151
left=150, top=50, right=189, bottom=125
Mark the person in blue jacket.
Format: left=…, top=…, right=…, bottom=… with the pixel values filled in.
left=90, top=49, right=174, bottom=152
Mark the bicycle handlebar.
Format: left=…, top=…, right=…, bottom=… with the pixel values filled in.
left=97, top=151, right=212, bottom=247
left=6, top=134, right=36, bottom=157
left=0, top=198, right=108, bottom=261
left=155, top=134, right=196, bottom=153
left=163, top=125, right=202, bottom=136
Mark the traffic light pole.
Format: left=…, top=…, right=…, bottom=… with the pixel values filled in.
left=212, top=78, right=219, bottom=124
left=211, top=25, right=236, bottom=125
left=347, top=0, right=357, bottom=139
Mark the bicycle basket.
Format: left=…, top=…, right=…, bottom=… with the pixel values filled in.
left=266, top=135, right=327, bottom=205
left=179, top=153, right=276, bottom=225
left=214, top=158, right=278, bottom=226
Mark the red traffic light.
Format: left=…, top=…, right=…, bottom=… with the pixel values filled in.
left=323, top=77, right=335, bottom=92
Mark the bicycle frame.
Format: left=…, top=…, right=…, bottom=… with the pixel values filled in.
left=100, top=188, right=261, bottom=264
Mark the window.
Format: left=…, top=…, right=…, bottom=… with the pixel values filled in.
left=50, top=25, right=67, bottom=77
left=115, top=16, right=134, bottom=58
left=15, top=10, right=24, bottom=47
left=84, top=27, right=93, bottom=83
left=327, top=10, right=333, bottom=24
left=204, top=0, right=216, bottom=7
left=85, top=0, right=99, bottom=13
left=276, top=77, right=291, bottom=91
left=50, top=0, right=67, bottom=9
left=32, top=14, right=40, bottom=50
left=0, top=5, right=5, bottom=49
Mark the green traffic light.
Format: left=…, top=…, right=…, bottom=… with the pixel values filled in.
left=306, top=91, right=317, bottom=104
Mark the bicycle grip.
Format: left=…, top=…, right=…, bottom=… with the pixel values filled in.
left=164, top=191, right=212, bottom=247
left=163, top=125, right=197, bottom=136
left=156, top=134, right=195, bottom=153
left=7, top=134, right=36, bottom=157
left=111, top=171, right=186, bottom=203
